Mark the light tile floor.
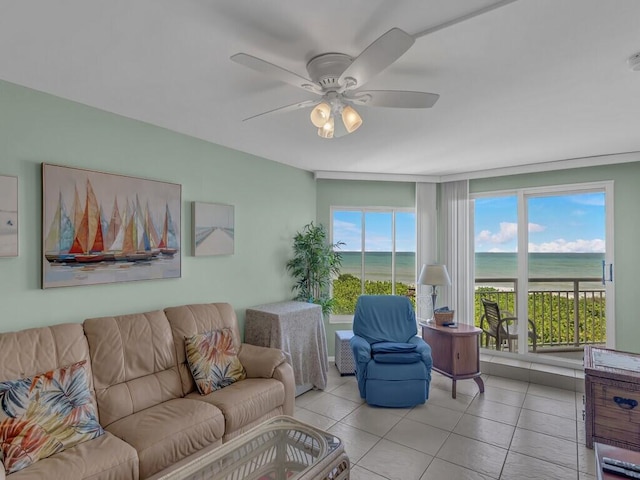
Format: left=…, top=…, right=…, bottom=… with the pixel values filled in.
left=294, top=364, right=594, bottom=480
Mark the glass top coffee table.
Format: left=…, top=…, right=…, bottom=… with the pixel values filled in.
left=152, top=415, right=349, bottom=480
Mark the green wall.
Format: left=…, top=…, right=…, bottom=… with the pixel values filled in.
left=316, top=179, right=416, bottom=355
left=470, top=160, right=640, bottom=353
left=4, top=77, right=638, bottom=358
left=0, top=80, right=316, bottom=334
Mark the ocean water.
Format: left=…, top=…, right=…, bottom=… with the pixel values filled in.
left=340, top=252, right=416, bottom=284
left=339, top=251, right=605, bottom=289
left=476, top=252, right=605, bottom=290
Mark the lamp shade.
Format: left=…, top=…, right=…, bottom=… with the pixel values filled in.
left=310, top=102, right=331, bottom=128
left=418, top=264, right=451, bottom=286
left=341, top=105, right=362, bottom=133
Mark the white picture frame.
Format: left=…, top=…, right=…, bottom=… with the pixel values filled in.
left=192, top=202, right=235, bottom=256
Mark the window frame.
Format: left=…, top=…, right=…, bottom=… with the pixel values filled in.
left=329, top=205, right=416, bottom=324
left=470, top=180, right=615, bottom=357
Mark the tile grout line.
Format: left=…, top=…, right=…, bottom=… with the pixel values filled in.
left=301, top=366, right=588, bottom=480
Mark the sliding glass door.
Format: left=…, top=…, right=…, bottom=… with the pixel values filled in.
left=473, top=182, right=614, bottom=361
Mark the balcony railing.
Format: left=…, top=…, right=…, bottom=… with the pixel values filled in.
left=475, top=277, right=606, bottom=350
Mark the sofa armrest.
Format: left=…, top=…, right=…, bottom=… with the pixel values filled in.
left=272, top=361, right=295, bottom=416
left=239, top=343, right=287, bottom=378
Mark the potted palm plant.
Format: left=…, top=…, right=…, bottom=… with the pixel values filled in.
left=286, top=222, right=344, bottom=316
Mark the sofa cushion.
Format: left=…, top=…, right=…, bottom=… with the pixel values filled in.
left=83, top=310, right=183, bottom=427
left=0, top=361, right=104, bottom=475
left=6, top=431, right=138, bottom=480
left=164, top=303, right=242, bottom=395
left=105, top=398, right=224, bottom=479
left=373, top=352, right=422, bottom=364
left=185, top=328, right=246, bottom=395
left=186, top=377, right=284, bottom=436
left=371, top=342, right=417, bottom=354
left=0, top=324, right=98, bottom=414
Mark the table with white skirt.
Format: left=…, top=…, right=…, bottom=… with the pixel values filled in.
left=245, top=301, right=328, bottom=395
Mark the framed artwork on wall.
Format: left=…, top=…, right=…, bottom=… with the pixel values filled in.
left=42, top=163, right=181, bottom=288
left=0, top=175, right=18, bottom=257
left=192, top=202, right=235, bottom=256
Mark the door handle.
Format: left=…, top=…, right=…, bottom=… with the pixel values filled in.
left=602, top=261, right=614, bottom=284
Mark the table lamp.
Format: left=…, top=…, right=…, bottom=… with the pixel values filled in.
left=418, top=264, right=451, bottom=317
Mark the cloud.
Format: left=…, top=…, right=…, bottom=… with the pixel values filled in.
left=333, top=219, right=359, bottom=234
left=364, top=234, right=392, bottom=252
left=475, top=222, right=545, bottom=245
left=475, top=222, right=517, bottom=244
left=568, top=194, right=605, bottom=207
left=332, top=219, right=361, bottom=251
left=333, top=220, right=395, bottom=252
left=528, top=238, right=605, bottom=253
left=476, top=229, right=492, bottom=242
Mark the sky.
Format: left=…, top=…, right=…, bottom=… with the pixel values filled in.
left=332, top=210, right=416, bottom=252
left=474, top=192, right=606, bottom=253
left=332, top=192, right=605, bottom=254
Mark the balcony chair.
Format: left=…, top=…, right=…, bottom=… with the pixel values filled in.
left=350, top=295, right=432, bottom=408
left=480, top=298, right=537, bottom=352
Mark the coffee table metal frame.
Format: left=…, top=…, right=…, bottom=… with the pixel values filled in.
left=153, top=415, right=349, bottom=480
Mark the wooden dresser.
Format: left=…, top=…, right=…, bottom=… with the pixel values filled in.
left=585, top=346, right=640, bottom=451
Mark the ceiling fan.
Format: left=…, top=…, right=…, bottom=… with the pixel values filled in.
left=230, top=28, right=439, bottom=139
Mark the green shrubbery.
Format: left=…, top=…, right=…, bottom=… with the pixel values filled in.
left=333, top=274, right=413, bottom=314
left=474, top=287, right=606, bottom=345
left=333, top=278, right=606, bottom=345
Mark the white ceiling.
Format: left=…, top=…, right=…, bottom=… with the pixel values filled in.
left=1, top=0, right=639, bottom=178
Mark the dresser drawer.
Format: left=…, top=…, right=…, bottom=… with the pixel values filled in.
left=593, top=382, right=640, bottom=447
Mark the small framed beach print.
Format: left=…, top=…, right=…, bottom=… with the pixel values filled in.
left=0, top=175, right=18, bottom=257
left=192, top=202, right=235, bottom=256
left=42, top=163, right=181, bottom=288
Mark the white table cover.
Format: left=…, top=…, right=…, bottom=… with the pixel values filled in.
left=245, top=301, right=328, bottom=390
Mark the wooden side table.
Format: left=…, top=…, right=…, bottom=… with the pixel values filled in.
left=421, top=322, right=484, bottom=399
left=584, top=346, right=640, bottom=451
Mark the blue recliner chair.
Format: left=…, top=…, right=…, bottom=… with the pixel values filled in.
left=350, top=295, right=432, bottom=408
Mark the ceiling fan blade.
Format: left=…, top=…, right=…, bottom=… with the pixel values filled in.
left=338, top=28, right=414, bottom=90
left=231, top=53, right=322, bottom=94
left=346, top=90, right=439, bottom=108
left=242, top=99, right=317, bottom=122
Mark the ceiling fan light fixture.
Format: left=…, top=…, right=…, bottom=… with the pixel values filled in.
left=310, top=102, right=331, bottom=128
left=341, top=105, right=362, bottom=133
left=318, top=116, right=334, bottom=138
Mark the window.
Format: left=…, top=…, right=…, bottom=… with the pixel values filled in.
left=330, top=207, right=416, bottom=321
left=472, top=182, right=613, bottom=359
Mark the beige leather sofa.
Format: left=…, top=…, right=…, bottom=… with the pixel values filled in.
left=0, top=303, right=295, bottom=479
left=0, top=323, right=138, bottom=480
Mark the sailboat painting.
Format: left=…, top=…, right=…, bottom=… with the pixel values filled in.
left=42, top=163, right=181, bottom=288
left=0, top=175, right=18, bottom=257
left=192, top=202, right=234, bottom=256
